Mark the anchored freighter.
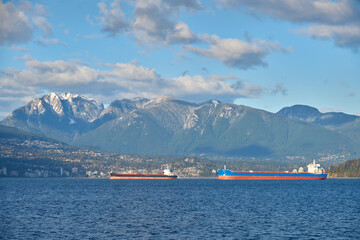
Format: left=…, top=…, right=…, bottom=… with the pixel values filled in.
left=218, top=160, right=327, bottom=180
left=110, top=169, right=177, bottom=179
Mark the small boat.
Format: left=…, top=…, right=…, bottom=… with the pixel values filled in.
left=218, top=160, right=327, bottom=180
left=110, top=169, right=177, bottom=179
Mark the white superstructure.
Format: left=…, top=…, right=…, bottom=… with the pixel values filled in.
left=307, top=160, right=325, bottom=174
left=163, top=169, right=176, bottom=176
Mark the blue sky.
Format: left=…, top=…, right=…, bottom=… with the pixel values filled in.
left=1, top=0, right=359, bottom=119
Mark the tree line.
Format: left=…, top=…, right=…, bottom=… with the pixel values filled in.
left=328, top=158, right=360, bottom=178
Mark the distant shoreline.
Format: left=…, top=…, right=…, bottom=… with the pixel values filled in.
left=2, top=176, right=360, bottom=179
left=327, top=177, right=360, bottom=179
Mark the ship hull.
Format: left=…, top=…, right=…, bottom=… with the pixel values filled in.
left=110, top=173, right=177, bottom=179
left=218, top=170, right=327, bottom=180
left=218, top=175, right=327, bottom=180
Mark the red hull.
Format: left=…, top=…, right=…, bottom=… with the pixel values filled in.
left=218, top=176, right=327, bottom=180
left=110, top=173, right=177, bottom=179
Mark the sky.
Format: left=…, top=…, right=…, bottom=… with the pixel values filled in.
left=1, top=0, right=359, bottom=120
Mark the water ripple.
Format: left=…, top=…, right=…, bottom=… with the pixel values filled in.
left=1, top=179, right=360, bottom=239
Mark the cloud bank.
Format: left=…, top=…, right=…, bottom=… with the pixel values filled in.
left=95, top=0, right=289, bottom=68
left=185, top=34, right=290, bottom=70
left=0, top=58, right=268, bottom=114
left=217, top=0, right=360, bottom=51
left=97, top=0, right=201, bottom=45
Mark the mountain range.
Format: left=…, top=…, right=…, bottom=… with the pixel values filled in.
left=277, top=105, right=360, bottom=147
left=1, top=93, right=358, bottom=160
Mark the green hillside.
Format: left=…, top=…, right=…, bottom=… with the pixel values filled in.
left=0, top=125, right=61, bottom=144
left=329, top=158, right=360, bottom=178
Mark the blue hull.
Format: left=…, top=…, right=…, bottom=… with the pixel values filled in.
left=218, top=170, right=327, bottom=180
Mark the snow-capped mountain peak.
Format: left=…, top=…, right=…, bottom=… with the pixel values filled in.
left=1, top=92, right=105, bottom=142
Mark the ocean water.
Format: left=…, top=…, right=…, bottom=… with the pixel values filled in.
left=1, top=179, right=360, bottom=239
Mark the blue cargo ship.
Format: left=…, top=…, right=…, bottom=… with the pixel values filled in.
left=218, top=160, right=327, bottom=180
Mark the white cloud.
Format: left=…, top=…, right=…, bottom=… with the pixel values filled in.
left=132, top=0, right=199, bottom=45
left=99, top=64, right=256, bottom=101
left=25, top=60, right=99, bottom=85
left=217, top=0, right=360, bottom=50
left=271, top=83, right=288, bottom=95
left=166, top=0, right=203, bottom=11
left=101, top=63, right=160, bottom=89
left=0, top=1, right=53, bottom=46
left=32, top=16, right=52, bottom=37
left=94, top=0, right=201, bottom=46
left=100, top=64, right=264, bottom=100
left=185, top=34, right=289, bottom=69
left=165, top=21, right=197, bottom=45
left=171, top=75, right=237, bottom=95
left=36, top=38, right=66, bottom=46
left=86, top=15, right=95, bottom=26
left=167, top=74, right=264, bottom=101
left=10, top=45, right=30, bottom=52
left=218, top=0, right=358, bottom=24
left=294, top=24, right=360, bottom=50
left=0, top=1, right=33, bottom=45
left=97, top=0, right=129, bottom=36
left=13, top=54, right=35, bottom=61
left=0, top=60, right=99, bottom=90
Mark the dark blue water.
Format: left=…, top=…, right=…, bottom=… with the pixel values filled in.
left=1, top=179, right=360, bottom=239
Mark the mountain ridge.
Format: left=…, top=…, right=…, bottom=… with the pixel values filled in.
left=1, top=92, right=104, bottom=142
left=277, top=104, right=359, bottom=128
left=1, top=93, right=358, bottom=161
left=277, top=104, right=360, bottom=148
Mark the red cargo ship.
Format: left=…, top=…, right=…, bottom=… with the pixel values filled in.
left=110, top=169, right=177, bottom=179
